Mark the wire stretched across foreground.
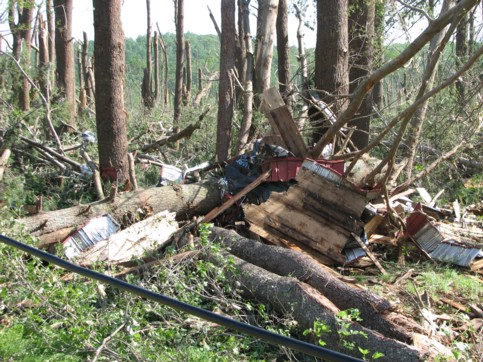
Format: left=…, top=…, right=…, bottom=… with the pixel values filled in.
left=0, top=233, right=362, bottom=362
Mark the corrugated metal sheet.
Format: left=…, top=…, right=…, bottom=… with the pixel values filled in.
left=64, top=215, right=120, bottom=259
left=409, top=213, right=482, bottom=267
left=344, top=248, right=367, bottom=263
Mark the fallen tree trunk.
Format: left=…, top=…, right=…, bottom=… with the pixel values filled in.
left=209, top=250, right=423, bottom=361
left=18, top=182, right=220, bottom=244
left=209, top=227, right=423, bottom=343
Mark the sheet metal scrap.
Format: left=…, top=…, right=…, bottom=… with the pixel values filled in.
left=406, top=212, right=482, bottom=268
left=64, top=214, right=120, bottom=259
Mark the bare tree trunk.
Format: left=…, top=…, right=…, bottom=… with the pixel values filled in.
left=372, top=0, right=385, bottom=111
left=253, top=0, right=278, bottom=103
left=348, top=0, right=375, bottom=151
left=38, top=13, right=50, bottom=102
left=236, top=0, right=254, bottom=155
left=54, top=0, right=77, bottom=127
left=93, top=0, right=129, bottom=184
left=276, top=0, right=290, bottom=104
left=216, top=0, right=236, bottom=162
left=141, top=0, right=154, bottom=108
left=314, top=0, right=349, bottom=144
left=159, top=33, right=169, bottom=107
left=294, top=3, right=308, bottom=128
left=235, top=0, right=247, bottom=109
left=208, top=249, right=423, bottom=361
left=46, top=0, right=55, bottom=71
left=455, top=9, right=469, bottom=102
left=8, top=0, right=35, bottom=111
left=184, top=40, right=192, bottom=104
left=209, top=227, right=423, bottom=343
left=310, top=0, right=479, bottom=159
left=174, top=0, right=185, bottom=135
left=154, top=31, right=159, bottom=100
left=82, top=32, right=95, bottom=103
left=17, top=182, right=220, bottom=241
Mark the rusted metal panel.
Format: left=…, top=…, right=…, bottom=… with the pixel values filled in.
left=407, top=212, right=482, bottom=267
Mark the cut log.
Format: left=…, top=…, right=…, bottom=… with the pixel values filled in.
left=17, top=182, right=221, bottom=239
left=208, top=249, right=423, bottom=361
left=209, top=227, right=423, bottom=343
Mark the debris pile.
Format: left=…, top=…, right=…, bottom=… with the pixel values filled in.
left=15, top=88, right=482, bottom=361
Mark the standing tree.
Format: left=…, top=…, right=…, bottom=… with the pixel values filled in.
left=276, top=0, right=290, bottom=104
left=216, top=0, right=236, bottom=162
left=174, top=0, right=185, bottom=135
left=54, top=0, right=76, bottom=127
left=348, top=0, right=376, bottom=150
left=93, top=0, right=129, bottom=184
left=314, top=0, right=349, bottom=144
left=8, top=0, right=35, bottom=111
left=253, top=0, right=278, bottom=101
left=141, top=0, right=155, bottom=108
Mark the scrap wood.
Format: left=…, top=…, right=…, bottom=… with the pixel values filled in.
left=76, top=211, right=179, bottom=266
left=439, top=297, right=473, bottom=315
left=364, top=215, right=385, bottom=237
left=199, top=170, right=271, bottom=224
left=352, top=232, right=388, bottom=275
left=262, top=88, right=308, bottom=157
left=369, top=234, right=398, bottom=247
left=393, top=268, right=415, bottom=287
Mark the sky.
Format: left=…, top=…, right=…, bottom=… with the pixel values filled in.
left=72, top=0, right=317, bottom=47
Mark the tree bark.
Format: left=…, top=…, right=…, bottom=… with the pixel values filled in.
left=93, top=0, right=129, bottom=184
left=208, top=249, right=423, bottom=361
left=253, top=0, right=278, bottom=102
left=8, top=0, right=35, bottom=111
left=17, top=182, right=221, bottom=241
left=82, top=32, right=95, bottom=103
left=348, top=0, right=375, bottom=150
left=54, top=0, right=77, bottom=126
left=46, top=0, right=55, bottom=70
left=184, top=40, right=192, bottom=104
left=310, top=0, right=480, bottom=158
left=216, top=0, right=236, bottom=162
left=38, top=13, right=50, bottom=102
left=141, top=0, right=154, bottom=108
left=314, top=0, right=349, bottom=144
left=209, top=227, right=423, bottom=343
left=235, top=0, right=254, bottom=155
left=276, top=0, right=290, bottom=102
left=174, top=0, right=185, bottom=134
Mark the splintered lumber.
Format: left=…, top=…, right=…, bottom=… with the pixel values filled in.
left=76, top=211, right=178, bottom=266
left=262, top=88, right=308, bottom=157
left=209, top=227, right=420, bottom=343
left=17, top=182, right=221, bottom=239
left=200, top=171, right=270, bottom=223
left=208, top=250, right=423, bottom=361
left=352, top=232, right=387, bottom=275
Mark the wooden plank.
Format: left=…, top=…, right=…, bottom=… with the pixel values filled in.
left=364, top=215, right=385, bottom=237
left=200, top=171, right=271, bottom=223
left=263, top=87, right=308, bottom=157
left=244, top=205, right=347, bottom=263
left=470, top=258, right=483, bottom=272
left=368, top=234, right=398, bottom=247
left=296, top=169, right=367, bottom=216
left=351, top=232, right=387, bottom=275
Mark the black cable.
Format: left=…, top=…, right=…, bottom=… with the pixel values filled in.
left=0, top=233, right=362, bottom=362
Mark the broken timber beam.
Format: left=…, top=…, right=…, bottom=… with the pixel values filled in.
left=200, top=171, right=271, bottom=223
left=262, top=88, right=308, bottom=157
